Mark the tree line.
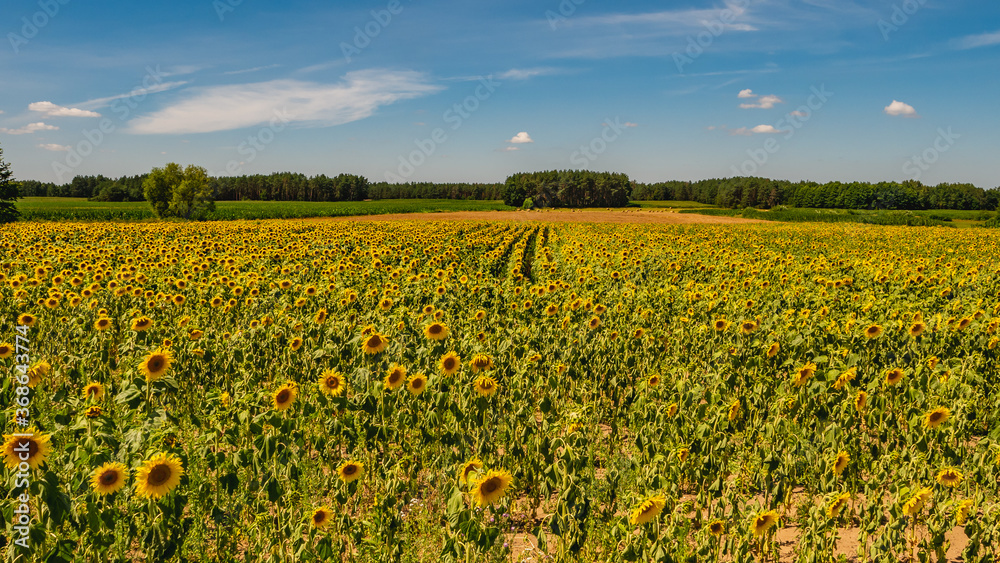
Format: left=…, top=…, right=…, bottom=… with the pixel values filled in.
left=632, top=177, right=1000, bottom=211
left=503, top=170, right=632, bottom=208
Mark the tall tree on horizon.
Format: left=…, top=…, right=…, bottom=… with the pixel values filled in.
left=0, top=141, right=20, bottom=224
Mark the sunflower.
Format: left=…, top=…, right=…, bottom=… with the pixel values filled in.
left=909, top=322, right=926, bottom=337
left=0, top=342, right=12, bottom=359
left=740, top=321, right=756, bottom=335
left=310, top=506, right=334, bottom=529
left=474, top=310, right=486, bottom=321
left=833, top=451, right=850, bottom=476
left=314, top=308, right=328, bottom=324
left=927, top=356, right=939, bottom=370
left=2, top=429, right=52, bottom=470
left=667, top=403, right=678, bottom=417
left=272, top=382, right=298, bottom=411
left=337, top=460, right=364, bottom=483
left=131, top=317, right=153, bottom=331
left=469, top=354, right=494, bottom=373
left=832, top=367, right=856, bottom=390
left=827, top=493, right=851, bottom=519
left=727, top=399, right=741, bottom=422
left=751, top=510, right=780, bottom=537
left=647, top=374, right=660, bottom=387
left=26, top=360, right=51, bottom=388
left=139, top=348, right=173, bottom=382
left=708, top=519, right=725, bottom=536
left=677, top=447, right=690, bottom=463
left=766, top=342, right=780, bottom=358
left=317, top=370, right=347, bottom=397
left=439, top=352, right=461, bottom=376
left=471, top=469, right=512, bottom=507
left=362, top=332, right=388, bottom=355
left=864, top=324, right=883, bottom=339
left=289, top=337, right=304, bottom=351
left=956, top=317, right=972, bottom=330
left=474, top=375, right=499, bottom=397
left=587, top=316, right=602, bottom=330
left=85, top=405, right=102, bottom=419
left=924, top=407, right=950, bottom=429
left=936, top=468, right=962, bottom=487
left=378, top=298, right=393, bottom=311
left=385, top=364, right=407, bottom=390
left=93, top=318, right=112, bottom=331
left=424, top=322, right=449, bottom=341
left=458, top=459, right=483, bottom=486
left=792, top=362, right=817, bottom=387
left=83, top=381, right=106, bottom=401
left=407, top=374, right=428, bottom=396
left=629, top=495, right=666, bottom=526
left=545, top=304, right=559, bottom=316
left=902, top=487, right=932, bottom=516
left=712, top=319, right=730, bottom=332
left=956, top=499, right=974, bottom=525
left=854, top=391, right=867, bottom=413
left=91, top=462, right=128, bottom=495
left=17, top=313, right=36, bottom=327
left=134, top=452, right=184, bottom=499
left=885, top=368, right=905, bottom=386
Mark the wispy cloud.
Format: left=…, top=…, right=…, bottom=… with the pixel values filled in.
left=730, top=124, right=784, bottom=135
left=128, top=70, right=442, bottom=135
left=38, top=143, right=71, bottom=151
left=508, top=132, right=534, bottom=144
left=498, top=67, right=560, bottom=80
left=0, top=122, right=58, bottom=135
left=951, top=29, right=1000, bottom=50
left=77, top=81, right=190, bottom=109
left=224, top=64, right=281, bottom=75
left=740, top=94, right=784, bottom=109
left=29, top=101, right=101, bottom=118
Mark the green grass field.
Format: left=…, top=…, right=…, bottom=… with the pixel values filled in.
left=680, top=206, right=997, bottom=227
left=13, top=198, right=515, bottom=221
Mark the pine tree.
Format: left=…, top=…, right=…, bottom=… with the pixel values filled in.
left=0, top=142, right=20, bottom=223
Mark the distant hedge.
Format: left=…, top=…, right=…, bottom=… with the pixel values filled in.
left=502, top=170, right=632, bottom=208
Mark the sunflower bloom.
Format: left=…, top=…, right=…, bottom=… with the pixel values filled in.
left=471, top=470, right=512, bottom=507
left=956, top=499, right=973, bottom=525
left=751, top=510, right=780, bottom=537
left=833, top=451, right=849, bottom=476
left=885, top=368, right=905, bottom=386
left=439, top=352, right=461, bottom=376
left=317, top=370, right=347, bottom=397
left=139, top=348, right=173, bottom=382
left=792, top=362, right=817, bottom=388
left=83, top=381, right=106, bottom=401
left=458, top=459, right=483, bottom=486
left=91, top=462, right=128, bottom=495
left=766, top=342, right=780, bottom=358
left=272, top=382, right=298, bottom=411
left=385, top=364, right=407, bottom=390
left=131, top=317, right=153, bottom=331
left=827, top=493, right=851, bottom=519
left=338, top=460, right=364, bottom=483
left=936, top=468, right=962, bottom=487
left=424, top=322, right=449, bottom=341
left=406, top=373, right=428, bottom=396
left=629, top=495, right=667, bottom=526
left=135, top=452, right=184, bottom=499
left=2, top=429, right=52, bottom=470
left=854, top=391, right=867, bottom=413
left=708, top=519, right=725, bottom=536
left=469, top=354, right=494, bottom=373
left=310, top=506, right=334, bottom=529
left=864, top=324, right=883, bottom=339
left=474, top=375, right=499, bottom=397
left=925, top=407, right=950, bottom=429
left=362, top=332, right=388, bottom=355
left=902, top=487, right=933, bottom=516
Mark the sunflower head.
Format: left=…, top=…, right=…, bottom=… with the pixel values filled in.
left=83, top=382, right=106, bottom=401
left=362, top=332, right=388, bottom=355
left=406, top=374, right=428, bottom=396
left=909, top=322, right=926, bottom=337
left=272, top=382, right=299, bottom=411
left=337, top=460, right=364, bottom=483
left=17, top=313, right=36, bottom=327
left=2, top=429, right=52, bottom=470
left=474, top=375, right=499, bottom=397
left=135, top=452, right=184, bottom=499
left=885, top=368, right=905, bottom=386
left=854, top=391, right=867, bottom=413
left=424, top=322, right=449, bottom=341
left=925, top=407, right=950, bottom=429
left=833, top=451, right=850, bottom=476
left=85, top=405, right=103, bottom=419
left=936, top=468, right=963, bottom=487
left=385, top=365, right=407, bottom=390
left=864, top=324, right=883, bottom=339
left=827, top=493, right=850, bottom=519
left=708, top=519, right=725, bottom=536
left=647, top=374, right=660, bottom=387
left=471, top=469, right=512, bottom=507
left=458, top=459, right=483, bottom=486
left=91, top=462, right=128, bottom=495
left=629, top=495, right=666, bottom=526
left=318, top=370, right=347, bottom=397
left=310, top=506, right=334, bottom=529
left=140, top=348, right=174, bottom=382
left=751, top=510, right=780, bottom=537
left=94, top=318, right=112, bottom=331
left=469, top=354, right=494, bottom=373
left=132, top=317, right=153, bottom=331
left=439, top=352, right=461, bottom=376
left=766, top=342, right=780, bottom=358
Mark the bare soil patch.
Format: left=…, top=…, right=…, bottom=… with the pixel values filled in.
left=303, top=209, right=764, bottom=225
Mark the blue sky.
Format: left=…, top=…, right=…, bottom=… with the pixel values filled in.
left=1, top=0, right=999, bottom=187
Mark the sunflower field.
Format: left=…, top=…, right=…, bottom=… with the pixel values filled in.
left=1, top=219, right=999, bottom=563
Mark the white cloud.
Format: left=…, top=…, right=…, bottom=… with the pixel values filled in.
left=884, top=100, right=918, bottom=118
left=0, top=122, right=59, bottom=135
left=789, top=110, right=808, bottom=117
left=730, top=124, right=783, bottom=135
left=502, top=146, right=520, bottom=151
left=128, top=70, right=442, bottom=135
left=952, top=30, right=1000, bottom=50
left=508, top=131, right=534, bottom=144
left=738, top=89, right=756, bottom=98
left=38, top=143, right=71, bottom=151
left=29, top=101, right=101, bottom=118
left=740, top=94, right=783, bottom=109
left=224, top=64, right=281, bottom=75
left=498, top=67, right=559, bottom=80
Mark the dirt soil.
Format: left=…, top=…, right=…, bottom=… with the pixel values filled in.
left=307, top=209, right=765, bottom=225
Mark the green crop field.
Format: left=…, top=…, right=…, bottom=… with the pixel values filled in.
left=680, top=207, right=997, bottom=228
left=13, top=198, right=515, bottom=222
